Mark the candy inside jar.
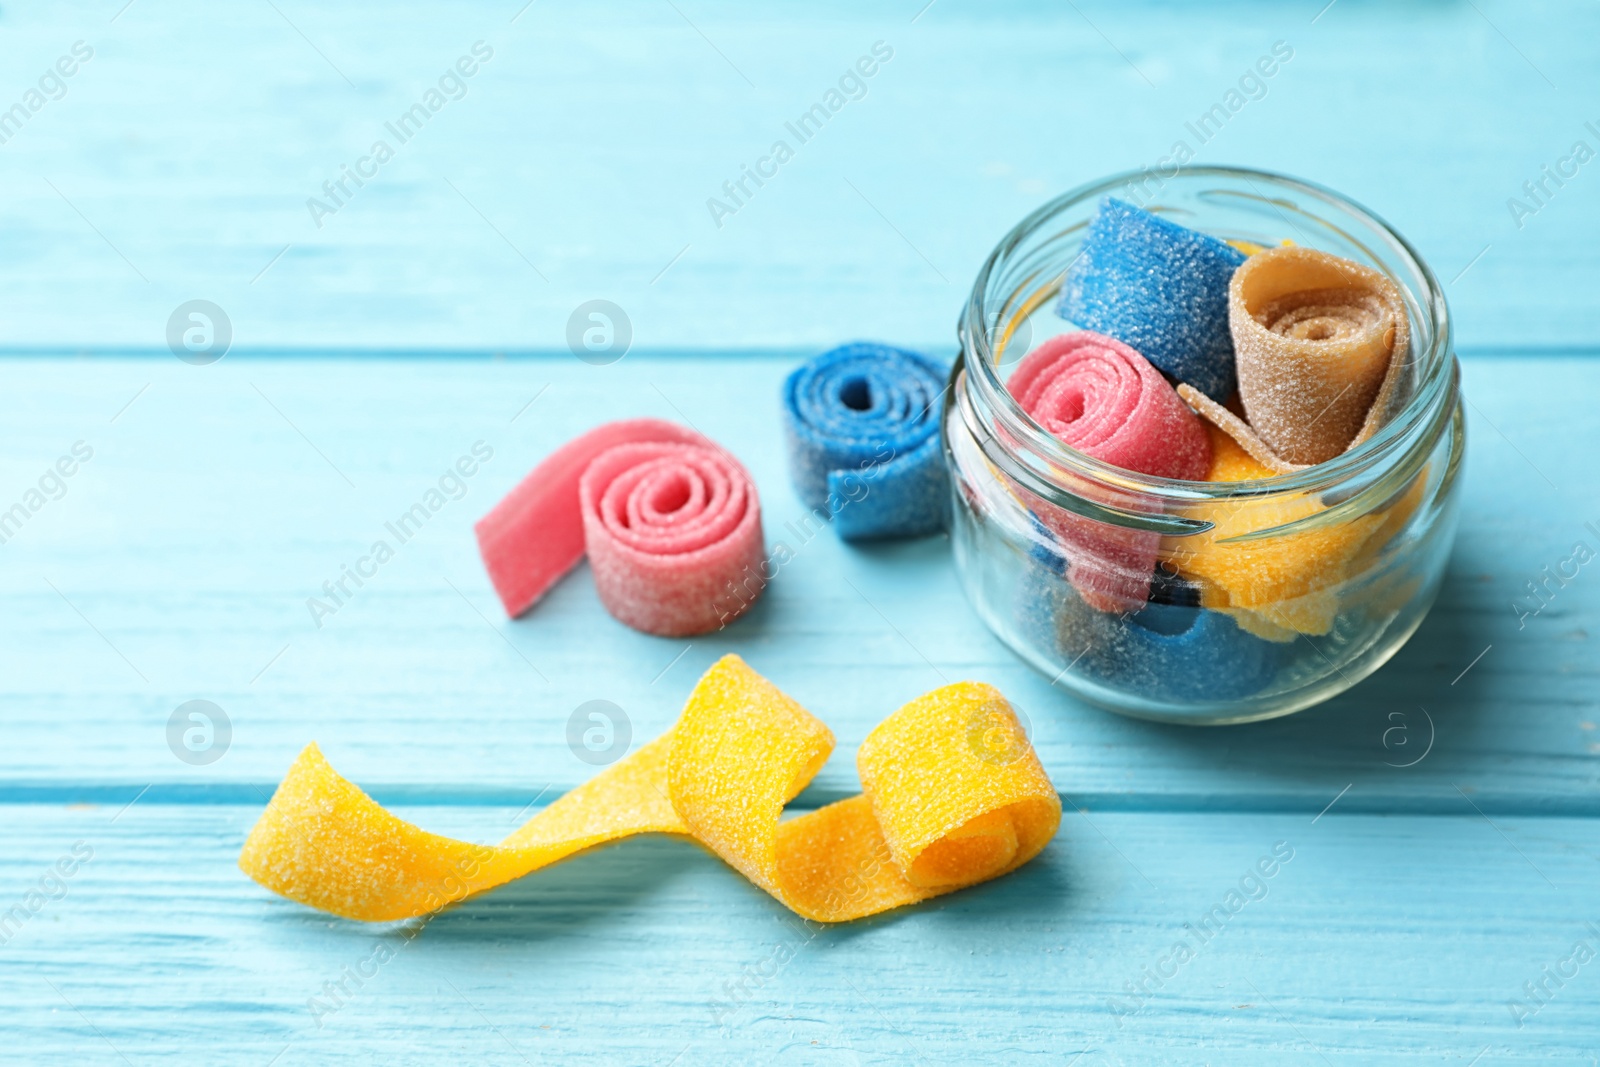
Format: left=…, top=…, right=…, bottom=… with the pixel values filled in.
left=946, top=168, right=1464, bottom=724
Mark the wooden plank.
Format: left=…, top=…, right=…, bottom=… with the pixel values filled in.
left=1, top=802, right=1594, bottom=1063
left=0, top=353, right=1594, bottom=815
left=1, top=3, right=1595, bottom=1059
left=0, top=1, right=1594, bottom=350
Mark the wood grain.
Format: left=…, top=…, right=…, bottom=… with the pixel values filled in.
left=1, top=354, right=1594, bottom=812
left=2, top=1, right=1598, bottom=1059
left=2, top=803, right=1597, bottom=1064
left=0, top=1, right=1595, bottom=351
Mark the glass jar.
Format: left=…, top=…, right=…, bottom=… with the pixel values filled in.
left=945, top=167, right=1465, bottom=725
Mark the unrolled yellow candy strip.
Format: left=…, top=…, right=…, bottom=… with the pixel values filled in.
left=239, top=655, right=1060, bottom=923
left=1163, top=426, right=1426, bottom=639
left=1180, top=245, right=1410, bottom=472
left=1163, top=427, right=1383, bottom=638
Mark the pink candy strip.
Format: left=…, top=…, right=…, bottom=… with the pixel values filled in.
left=1009, top=331, right=1212, bottom=480
left=475, top=419, right=766, bottom=636
left=581, top=440, right=766, bottom=636
left=1008, top=331, right=1211, bottom=611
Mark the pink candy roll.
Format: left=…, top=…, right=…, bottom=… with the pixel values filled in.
left=580, top=440, right=766, bottom=637
left=476, top=418, right=704, bottom=618
left=1009, top=331, right=1212, bottom=479
left=475, top=418, right=766, bottom=636
left=1007, top=331, right=1211, bottom=612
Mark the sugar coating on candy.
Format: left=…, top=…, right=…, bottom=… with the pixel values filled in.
left=475, top=419, right=766, bottom=637
left=580, top=440, right=765, bottom=637
left=475, top=418, right=702, bottom=617
left=1009, top=547, right=1280, bottom=702
left=1161, top=425, right=1392, bottom=637
left=237, top=737, right=687, bottom=923
left=1059, top=587, right=1284, bottom=702
left=782, top=343, right=950, bottom=540
left=1060, top=198, right=1247, bottom=401
left=239, top=654, right=1060, bottom=924
left=1181, top=246, right=1410, bottom=470
left=1008, top=330, right=1211, bottom=612
left=855, top=681, right=1057, bottom=889
left=1010, top=331, right=1212, bottom=478
left=1173, top=430, right=1430, bottom=639
left=1176, top=388, right=1302, bottom=474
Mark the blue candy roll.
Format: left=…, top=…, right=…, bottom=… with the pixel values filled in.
left=1014, top=520, right=1282, bottom=702
left=782, top=343, right=950, bottom=540
left=1059, top=197, right=1247, bottom=401
left=1054, top=590, right=1284, bottom=703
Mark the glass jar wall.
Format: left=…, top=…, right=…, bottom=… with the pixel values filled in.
left=945, top=167, right=1465, bottom=724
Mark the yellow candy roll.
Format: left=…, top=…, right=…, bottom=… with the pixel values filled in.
left=856, top=684, right=1057, bottom=892
left=239, top=655, right=1060, bottom=924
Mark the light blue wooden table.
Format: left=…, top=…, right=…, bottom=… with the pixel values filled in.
left=2, top=1, right=1597, bottom=1063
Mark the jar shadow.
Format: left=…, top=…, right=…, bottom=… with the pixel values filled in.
left=1124, top=544, right=1503, bottom=795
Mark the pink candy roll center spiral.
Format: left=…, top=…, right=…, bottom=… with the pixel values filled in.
left=580, top=441, right=766, bottom=637
left=474, top=417, right=705, bottom=618
left=1007, top=331, right=1211, bottom=612
left=1008, top=331, right=1211, bottom=481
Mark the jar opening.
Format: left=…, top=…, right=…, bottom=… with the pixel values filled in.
left=957, top=166, right=1455, bottom=506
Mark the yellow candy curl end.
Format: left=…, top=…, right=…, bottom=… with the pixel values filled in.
left=239, top=655, right=1060, bottom=924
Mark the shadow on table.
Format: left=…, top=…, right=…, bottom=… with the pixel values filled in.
left=411, top=835, right=714, bottom=944
left=1120, top=539, right=1525, bottom=802
left=318, top=827, right=1077, bottom=947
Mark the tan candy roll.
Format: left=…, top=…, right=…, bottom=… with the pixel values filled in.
left=1180, top=246, right=1409, bottom=472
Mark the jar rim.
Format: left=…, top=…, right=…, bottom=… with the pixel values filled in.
left=957, top=165, right=1456, bottom=502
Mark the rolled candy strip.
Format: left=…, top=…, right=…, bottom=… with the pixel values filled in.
left=475, top=419, right=765, bottom=636
left=1010, top=331, right=1212, bottom=477
left=239, top=654, right=1060, bottom=923
left=782, top=343, right=949, bottom=540
left=1023, top=511, right=1202, bottom=606
left=1161, top=425, right=1388, bottom=638
left=1057, top=590, right=1285, bottom=703
left=1179, top=246, right=1410, bottom=471
left=581, top=440, right=766, bottom=636
left=1059, top=198, right=1247, bottom=401
left=1010, top=547, right=1279, bottom=703
left=475, top=418, right=702, bottom=617
left=1008, top=330, right=1211, bottom=612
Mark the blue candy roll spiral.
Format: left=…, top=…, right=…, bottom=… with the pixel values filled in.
left=782, top=343, right=950, bottom=540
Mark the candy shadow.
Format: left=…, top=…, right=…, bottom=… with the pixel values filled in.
left=919, top=845, right=1076, bottom=924
left=346, top=832, right=1071, bottom=952
left=837, top=530, right=953, bottom=562
left=1120, top=542, right=1505, bottom=794
left=769, top=849, right=1076, bottom=954
left=400, top=835, right=713, bottom=945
